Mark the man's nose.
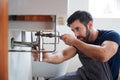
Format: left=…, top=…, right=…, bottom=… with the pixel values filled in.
left=74, top=31, right=79, bottom=37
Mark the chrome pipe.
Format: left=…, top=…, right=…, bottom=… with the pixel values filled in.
left=11, top=37, right=38, bottom=49
left=9, top=31, right=60, bottom=57
left=40, top=31, right=43, bottom=61
left=21, top=31, right=26, bottom=42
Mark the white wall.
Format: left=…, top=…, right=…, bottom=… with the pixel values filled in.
left=94, top=18, right=120, bottom=31
left=9, top=0, right=68, bottom=15
left=68, top=0, right=89, bottom=16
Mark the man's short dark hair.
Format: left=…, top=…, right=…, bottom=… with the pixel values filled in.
left=67, top=10, right=93, bottom=27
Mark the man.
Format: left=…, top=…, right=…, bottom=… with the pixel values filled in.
left=34, top=10, right=120, bottom=80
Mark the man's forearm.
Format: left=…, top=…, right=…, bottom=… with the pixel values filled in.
left=44, top=53, right=65, bottom=64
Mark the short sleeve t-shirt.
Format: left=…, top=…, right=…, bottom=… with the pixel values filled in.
left=97, top=30, right=120, bottom=80
left=76, top=30, right=120, bottom=80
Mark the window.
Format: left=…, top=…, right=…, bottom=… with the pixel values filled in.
left=89, top=0, right=120, bottom=18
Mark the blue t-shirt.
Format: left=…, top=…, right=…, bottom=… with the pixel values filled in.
left=98, top=30, right=120, bottom=80
left=89, top=30, right=120, bottom=80
left=76, top=30, right=120, bottom=80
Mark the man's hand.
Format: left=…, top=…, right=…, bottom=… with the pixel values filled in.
left=61, top=34, right=77, bottom=46
left=32, top=49, right=51, bottom=62
left=32, top=49, right=40, bottom=61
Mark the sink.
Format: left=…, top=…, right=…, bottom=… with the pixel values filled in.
left=32, top=61, right=68, bottom=79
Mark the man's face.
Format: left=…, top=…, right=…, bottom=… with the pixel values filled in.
left=70, top=20, right=90, bottom=42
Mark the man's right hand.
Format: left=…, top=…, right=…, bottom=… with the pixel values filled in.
left=32, top=49, right=40, bottom=61
left=32, top=49, right=51, bottom=62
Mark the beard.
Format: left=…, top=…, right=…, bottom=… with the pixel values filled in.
left=77, top=27, right=90, bottom=43
left=83, top=27, right=90, bottom=42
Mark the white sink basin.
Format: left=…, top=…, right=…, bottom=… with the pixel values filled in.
left=32, top=61, right=68, bottom=79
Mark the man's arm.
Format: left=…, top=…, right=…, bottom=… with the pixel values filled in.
left=73, top=39, right=119, bottom=62
left=42, top=46, right=77, bottom=64
left=61, top=34, right=119, bottom=62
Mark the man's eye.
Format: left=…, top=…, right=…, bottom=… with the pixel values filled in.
left=76, top=27, right=80, bottom=31
left=71, top=29, right=74, bottom=32
left=71, top=27, right=80, bottom=32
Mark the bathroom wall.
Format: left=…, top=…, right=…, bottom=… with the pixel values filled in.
left=8, top=0, right=68, bottom=16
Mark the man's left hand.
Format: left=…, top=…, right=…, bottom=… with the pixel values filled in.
left=61, top=34, right=77, bottom=46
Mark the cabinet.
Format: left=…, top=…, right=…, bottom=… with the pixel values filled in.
left=0, top=0, right=8, bottom=80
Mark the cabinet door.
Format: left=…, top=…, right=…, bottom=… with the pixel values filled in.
left=0, top=0, right=8, bottom=80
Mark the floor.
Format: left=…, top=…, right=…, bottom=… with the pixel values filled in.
left=32, top=70, right=120, bottom=80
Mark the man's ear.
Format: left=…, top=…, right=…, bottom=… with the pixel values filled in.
left=87, top=21, right=93, bottom=29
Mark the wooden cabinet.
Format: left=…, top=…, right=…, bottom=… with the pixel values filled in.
left=9, top=15, right=53, bottom=21
left=0, top=0, right=8, bottom=80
